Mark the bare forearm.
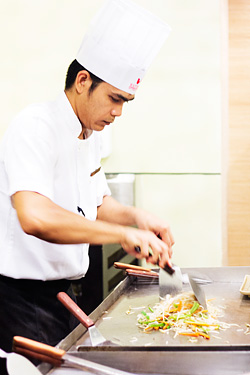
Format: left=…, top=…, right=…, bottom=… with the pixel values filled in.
left=13, top=191, right=173, bottom=267
left=97, top=195, right=138, bottom=226
left=13, top=191, right=126, bottom=245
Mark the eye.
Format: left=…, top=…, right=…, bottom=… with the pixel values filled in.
left=110, top=96, right=120, bottom=103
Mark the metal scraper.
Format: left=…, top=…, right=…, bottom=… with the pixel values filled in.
left=134, top=246, right=183, bottom=298
left=57, top=292, right=117, bottom=346
left=188, top=275, right=208, bottom=309
left=159, top=264, right=183, bottom=298
left=13, top=336, right=135, bottom=375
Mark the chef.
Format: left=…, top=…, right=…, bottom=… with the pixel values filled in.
left=0, top=0, right=173, bottom=355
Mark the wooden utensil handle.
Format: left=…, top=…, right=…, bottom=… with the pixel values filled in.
left=13, top=345, right=62, bottom=367
left=126, top=269, right=159, bottom=278
left=114, top=262, right=151, bottom=272
left=13, top=336, right=65, bottom=361
left=57, top=292, right=94, bottom=329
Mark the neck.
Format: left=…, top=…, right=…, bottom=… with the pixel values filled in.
left=65, top=90, right=92, bottom=140
left=78, top=128, right=93, bottom=140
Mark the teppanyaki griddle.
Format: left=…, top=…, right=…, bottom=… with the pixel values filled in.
left=38, top=267, right=250, bottom=375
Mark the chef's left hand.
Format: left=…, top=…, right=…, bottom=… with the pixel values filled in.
left=134, top=208, right=174, bottom=265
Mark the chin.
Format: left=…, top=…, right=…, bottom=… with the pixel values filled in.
left=95, top=124, right=106, bottom=131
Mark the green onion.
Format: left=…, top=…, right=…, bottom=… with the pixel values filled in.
left=148, top=306, right=154, bottom=313
left=148, top=322, right=165, bottom=328
left=189, top=301, right=200, bottom=314
left=141, top=311, right=150, bottom=320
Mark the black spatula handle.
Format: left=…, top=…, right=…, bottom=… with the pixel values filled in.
left=134, top=246, right=175, bottom=275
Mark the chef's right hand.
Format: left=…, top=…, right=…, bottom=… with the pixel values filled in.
left=120, top=227, right=169, bottom=265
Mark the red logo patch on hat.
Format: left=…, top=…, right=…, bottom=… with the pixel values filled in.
left=129, top=78, right=141, bottom=92
left=129, top=83, right=138, bottom=91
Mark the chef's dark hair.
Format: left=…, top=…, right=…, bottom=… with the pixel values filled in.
left=65, top=59, right=103, bottom=93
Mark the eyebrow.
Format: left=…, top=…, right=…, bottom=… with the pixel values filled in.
left=112, top=93, right=135, bottom=102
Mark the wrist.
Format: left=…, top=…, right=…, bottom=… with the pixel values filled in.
left=131, top=206, right=145, bottom=229
left=118, top=224, right=129, bottom=246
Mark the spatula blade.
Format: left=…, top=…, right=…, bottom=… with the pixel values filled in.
left=159, top=265, right=183, bottom=298
left=188, top=275, right=208, bottom=309
left=88, top=325, right=109, bottom=346
left=57, top=292, right=118, bottom=347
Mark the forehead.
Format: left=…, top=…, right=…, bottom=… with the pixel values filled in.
left=100, top=81, right=135, bottom=101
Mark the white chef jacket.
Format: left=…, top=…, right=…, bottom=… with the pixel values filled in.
left=0, top=92, right=111, bottom=280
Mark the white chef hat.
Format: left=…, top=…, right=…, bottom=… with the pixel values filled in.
left=76, top=0, right=171, bottom=94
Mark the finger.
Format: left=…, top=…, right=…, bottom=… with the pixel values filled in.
left=159, top=232, right=174, bottom=261
left=159, top=248, right=172, bottom=268
left=137, top=240, right=151, bottom=259
left=164, top=236, right=173, bottom=258
left=168, top=245, right=173, bottom=258
left=159, top=227, right=175, bottom=248
left=146, top=251, right=158, bottom=265
left=133, top=246, right=144, bottom=259
left=147, top=238, right=168, bottom=265
left=134, top=246, right=141, bottom=254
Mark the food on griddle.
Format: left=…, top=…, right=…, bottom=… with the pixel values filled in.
left=137, top=292, right=230, bottom=340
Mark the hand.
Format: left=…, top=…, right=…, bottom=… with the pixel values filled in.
left=120, top=226, right=169, bottom=265
left=133, top=208, right=174, bottom=267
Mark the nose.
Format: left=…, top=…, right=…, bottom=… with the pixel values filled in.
left=111, top=104, right=123, bottom=117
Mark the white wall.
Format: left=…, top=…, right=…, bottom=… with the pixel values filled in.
left=0, top=0, right=104, bottom=137
left=102, top=0, right=221, bottom=174
left=102, top=1, right=223, bottom=267
left=0, top=0, right=222, bottom=267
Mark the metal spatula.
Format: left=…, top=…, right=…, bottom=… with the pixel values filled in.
left=159, top=264, right=183, bottom=298
left=57, top=292, right=117, bottom=347
left=134, top=245, right=183, bottom=298
left=188, top=275, right=208, bottom=309
left=13, top=336, right=134, bottom=375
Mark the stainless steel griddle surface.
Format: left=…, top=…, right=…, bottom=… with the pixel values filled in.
left=75, top=266, right=250, bottom=350
left=39, top=267, right=250, bottom=375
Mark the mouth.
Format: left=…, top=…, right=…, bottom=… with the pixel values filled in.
left=103, top=120, right=113, bottom=126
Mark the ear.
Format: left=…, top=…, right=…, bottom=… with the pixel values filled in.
left=75, top=70, right=92, bottom=94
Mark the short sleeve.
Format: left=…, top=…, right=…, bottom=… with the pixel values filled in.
left=4, top=109, right=58, bottom=199
left=96, top=167, right=111, bottom=206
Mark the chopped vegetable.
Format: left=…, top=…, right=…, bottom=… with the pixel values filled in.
left=189, top=301, right=200, bottom=315
left=141, top=311, right=150, bottom=320
left=137, top=291, right=229, bottom=341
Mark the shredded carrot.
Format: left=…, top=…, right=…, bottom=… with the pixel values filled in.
left=184, top=321, right=219, bottom=327
left=169, top=308, right=178, bottom=313
left=184, top=303, right=194, bottom=308
left=162, top=325, right=170, bottom=330
left=156, top=316, right=164, bottom=321
left=198, top=332, right=210, bottom=340
left=177, top=300, right=182, bottom=311
left=179, top=332, right=210, bottom=339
